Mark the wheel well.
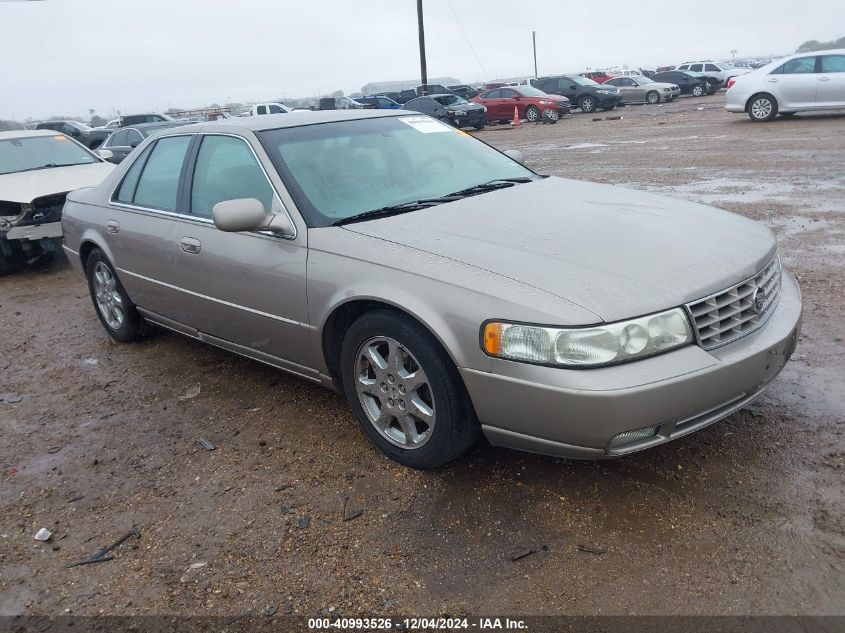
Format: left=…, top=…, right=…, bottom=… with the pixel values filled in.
left=745, top=92, right=775, bottom=112
left=78, top=240, right=97, bottom=269
left=322, top=300, right=451, bottom=390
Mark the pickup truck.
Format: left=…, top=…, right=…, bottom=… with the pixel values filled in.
left=33, top=121, right=111, bottom=150
left=242, top=103, right=294, bottom=116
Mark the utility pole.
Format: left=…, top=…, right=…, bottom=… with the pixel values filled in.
left=731, top=49, right=737, bottom=62
left=532, top=31, right=538, bottom=79
left=417, top=0, right=428, bottom=92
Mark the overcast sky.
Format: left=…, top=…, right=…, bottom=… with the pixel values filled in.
left=1, top=0, right=841, bottom=120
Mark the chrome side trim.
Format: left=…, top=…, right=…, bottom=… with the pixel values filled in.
left=63, top=245, right=79, bottom=256
left=198, top=332, right=320, bottom=383
left=117, top=268, right=303, bottom=327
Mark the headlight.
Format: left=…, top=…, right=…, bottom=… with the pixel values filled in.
left=482, top=308, right=692, bottom=367
left=538, top=99, right=552, bottom=105
left=596, top=89, right=612, bottom=94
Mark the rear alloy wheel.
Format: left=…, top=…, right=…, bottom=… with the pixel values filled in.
left=579, top=95, right=597, bottom=113
left=646, top=90, right=660, bottom=104
left=525, top=105, right=541, bottom=122
left=691, top=84, right=705, bottom=97
left=748, top=94, right=778, bottom=122
left=85, top=248, right=145, bottom=342
left=341, top=310, right=478, bottom=469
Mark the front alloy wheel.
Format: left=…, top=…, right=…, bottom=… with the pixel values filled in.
left=692, top=84, right=704, bottom=97
left=340, top=310, right=478, bottom=469
left=354, top=336, right=435, bottom=449
left=93, top=261, right=125, bottom=330
left=646, top=90, right=660, bottom=104
left=579, top=96, right=596, bottom=113
left=525, top=106, right=540, bottom=122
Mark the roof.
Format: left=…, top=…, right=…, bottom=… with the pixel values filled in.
left=125, top=121, right=190, bottom=133
left=168, top=109, right=407, bottom=135
left=0, top=129, right=66, bottom=140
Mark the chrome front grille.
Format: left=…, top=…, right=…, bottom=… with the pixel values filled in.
left=686, top=254, right=782, bottom=349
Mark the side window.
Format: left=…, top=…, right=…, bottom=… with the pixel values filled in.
left=820, top=55, right=845, bottom=73
left=126, top=129, right=143, bottom=147
left=778, top=57, right=816, bottom=74
left=623, top=78, right=636, bottom=86
left=705, top=63, right=719, bottom=72
left=190, top=135, right=274, bottom=218
left=133, top=136, right=192, bottom=211
left=500, top=89, right=516, bottom=98
left=111, top=130, right=129, bottom=147
left=690, top=64, right=703, bottom=72
left=115, top=144, right=154, bottom=203
left=256, top=105, right=267, bottom=115
left=483, top=89, right=501, bottom=99
left=678, top=65, right=689, bottom=70
left=269, top=104, right=284, bottom=114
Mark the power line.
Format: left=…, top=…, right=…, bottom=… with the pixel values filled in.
left=446, top=0, right=490, bottom=80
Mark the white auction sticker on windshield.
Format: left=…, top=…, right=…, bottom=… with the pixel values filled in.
left=398, top=116, right=452, bottom=133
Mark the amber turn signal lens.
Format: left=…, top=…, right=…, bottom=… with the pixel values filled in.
left=482, top=322, right=503, bottom=356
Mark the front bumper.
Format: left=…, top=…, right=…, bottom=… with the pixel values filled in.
left=5, top=221, right=63, bottom=241
left=594, top=92, right=623, bottom=106
left=461, top=271, right=802, bottom=459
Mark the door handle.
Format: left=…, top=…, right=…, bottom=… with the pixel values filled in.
left=767, top=78, right=778, bottom=83
left=180, top=237, right=202, bottom=254
left=106, top=220, right=120, bottom=234
left=818, top=76, right=831, bottom=81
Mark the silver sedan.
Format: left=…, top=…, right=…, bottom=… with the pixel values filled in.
left=61, top=110, right=802, bottom=469
left=605, top=75, right=681, bottom=103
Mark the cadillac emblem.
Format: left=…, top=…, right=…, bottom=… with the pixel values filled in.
left=752, top=286, right=766, bottom=313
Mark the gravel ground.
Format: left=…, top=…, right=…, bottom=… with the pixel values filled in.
left=1, top=96, right=843, bottom=619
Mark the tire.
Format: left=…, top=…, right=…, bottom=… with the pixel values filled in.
left=85, top=247, right=145, bottom=342
left=579, top=95, right=597, bottom=113
left=691, top=84, right=705, bottom=97
left=747, top=93, right=778, bottom=122
left=646, top=90, right=660, bottom=104
left=542, top=108, right=559, bottom=123
left=524, top=105, right=541, bottom=122
left=340, top=309, right=478, bottom=469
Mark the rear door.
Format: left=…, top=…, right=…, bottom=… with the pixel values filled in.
left=816, top=54, right=845, bottom=108
left=173, top=133, right=311, bottom=368
left=106, top=129, right=132, bottom=163
left=767, top=56, right=818, bottom=108
left=106, top=134, right=194, bottom=325
left=556, top=78, right=579, bottom=101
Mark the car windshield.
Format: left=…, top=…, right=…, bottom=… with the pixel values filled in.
left=515, top=86, right=547, bottom=97
left=635, top=76, right=654, bottom=84
left=0, top=134, right=98, bottom=175
left=434, top=95, right=468, bottom=106
left=259, top=116, right=537, bottom=227
left=685, top=71, right=704, bottom=77
left=568, top=76, right=598, bottom=86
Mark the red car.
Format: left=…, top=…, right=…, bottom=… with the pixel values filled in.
left=581, top=71, right=612, bottom=84
left=471, top=86, right=570, bottom=123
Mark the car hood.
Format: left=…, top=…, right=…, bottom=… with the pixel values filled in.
left=343, top=177, right=777, bottom=323
left=451, top=102, right=485, bottom=112
left=0, top=162, right=115, bottom=203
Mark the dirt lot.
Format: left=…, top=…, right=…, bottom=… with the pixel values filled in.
left=1, top=96, right=843, bottom=619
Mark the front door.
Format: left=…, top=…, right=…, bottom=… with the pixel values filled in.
left=174, top=133, right=312, bottom=370
left=816, top=54, right=845, bottom=108
left=768, top=56, right=818, bottom=109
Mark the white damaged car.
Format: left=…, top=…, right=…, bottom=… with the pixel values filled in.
left=0, top=130, right=114, bottom=273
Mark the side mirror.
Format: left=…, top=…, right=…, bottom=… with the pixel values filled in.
left=512, top=95, right=520, bottom=100
left=212, top=198, right=295, bottom=237
left=97, top=149, right=114, bottom=160
left=129, top=140, right=140, bottom=148
left=503, top=149, right=525, bottom=165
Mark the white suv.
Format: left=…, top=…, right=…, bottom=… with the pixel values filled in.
left=677, top=61, right=750, bottom=85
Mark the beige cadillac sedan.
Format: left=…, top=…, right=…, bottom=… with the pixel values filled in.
left=62, top=110, right=802, bottom=469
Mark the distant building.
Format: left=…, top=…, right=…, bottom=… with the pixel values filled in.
left=361, top=77, right=461, bottom=95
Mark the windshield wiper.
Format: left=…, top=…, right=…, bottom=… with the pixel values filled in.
left=16, top=163, right=63, bottom=173
left=332, top=199, right=453, bottom=226
left=331, top=178, right=534, bottom=227
left=444, top=177, right=534, bottom=198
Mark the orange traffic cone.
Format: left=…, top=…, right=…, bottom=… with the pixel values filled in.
left=511, top=105, right=520, bottom=126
